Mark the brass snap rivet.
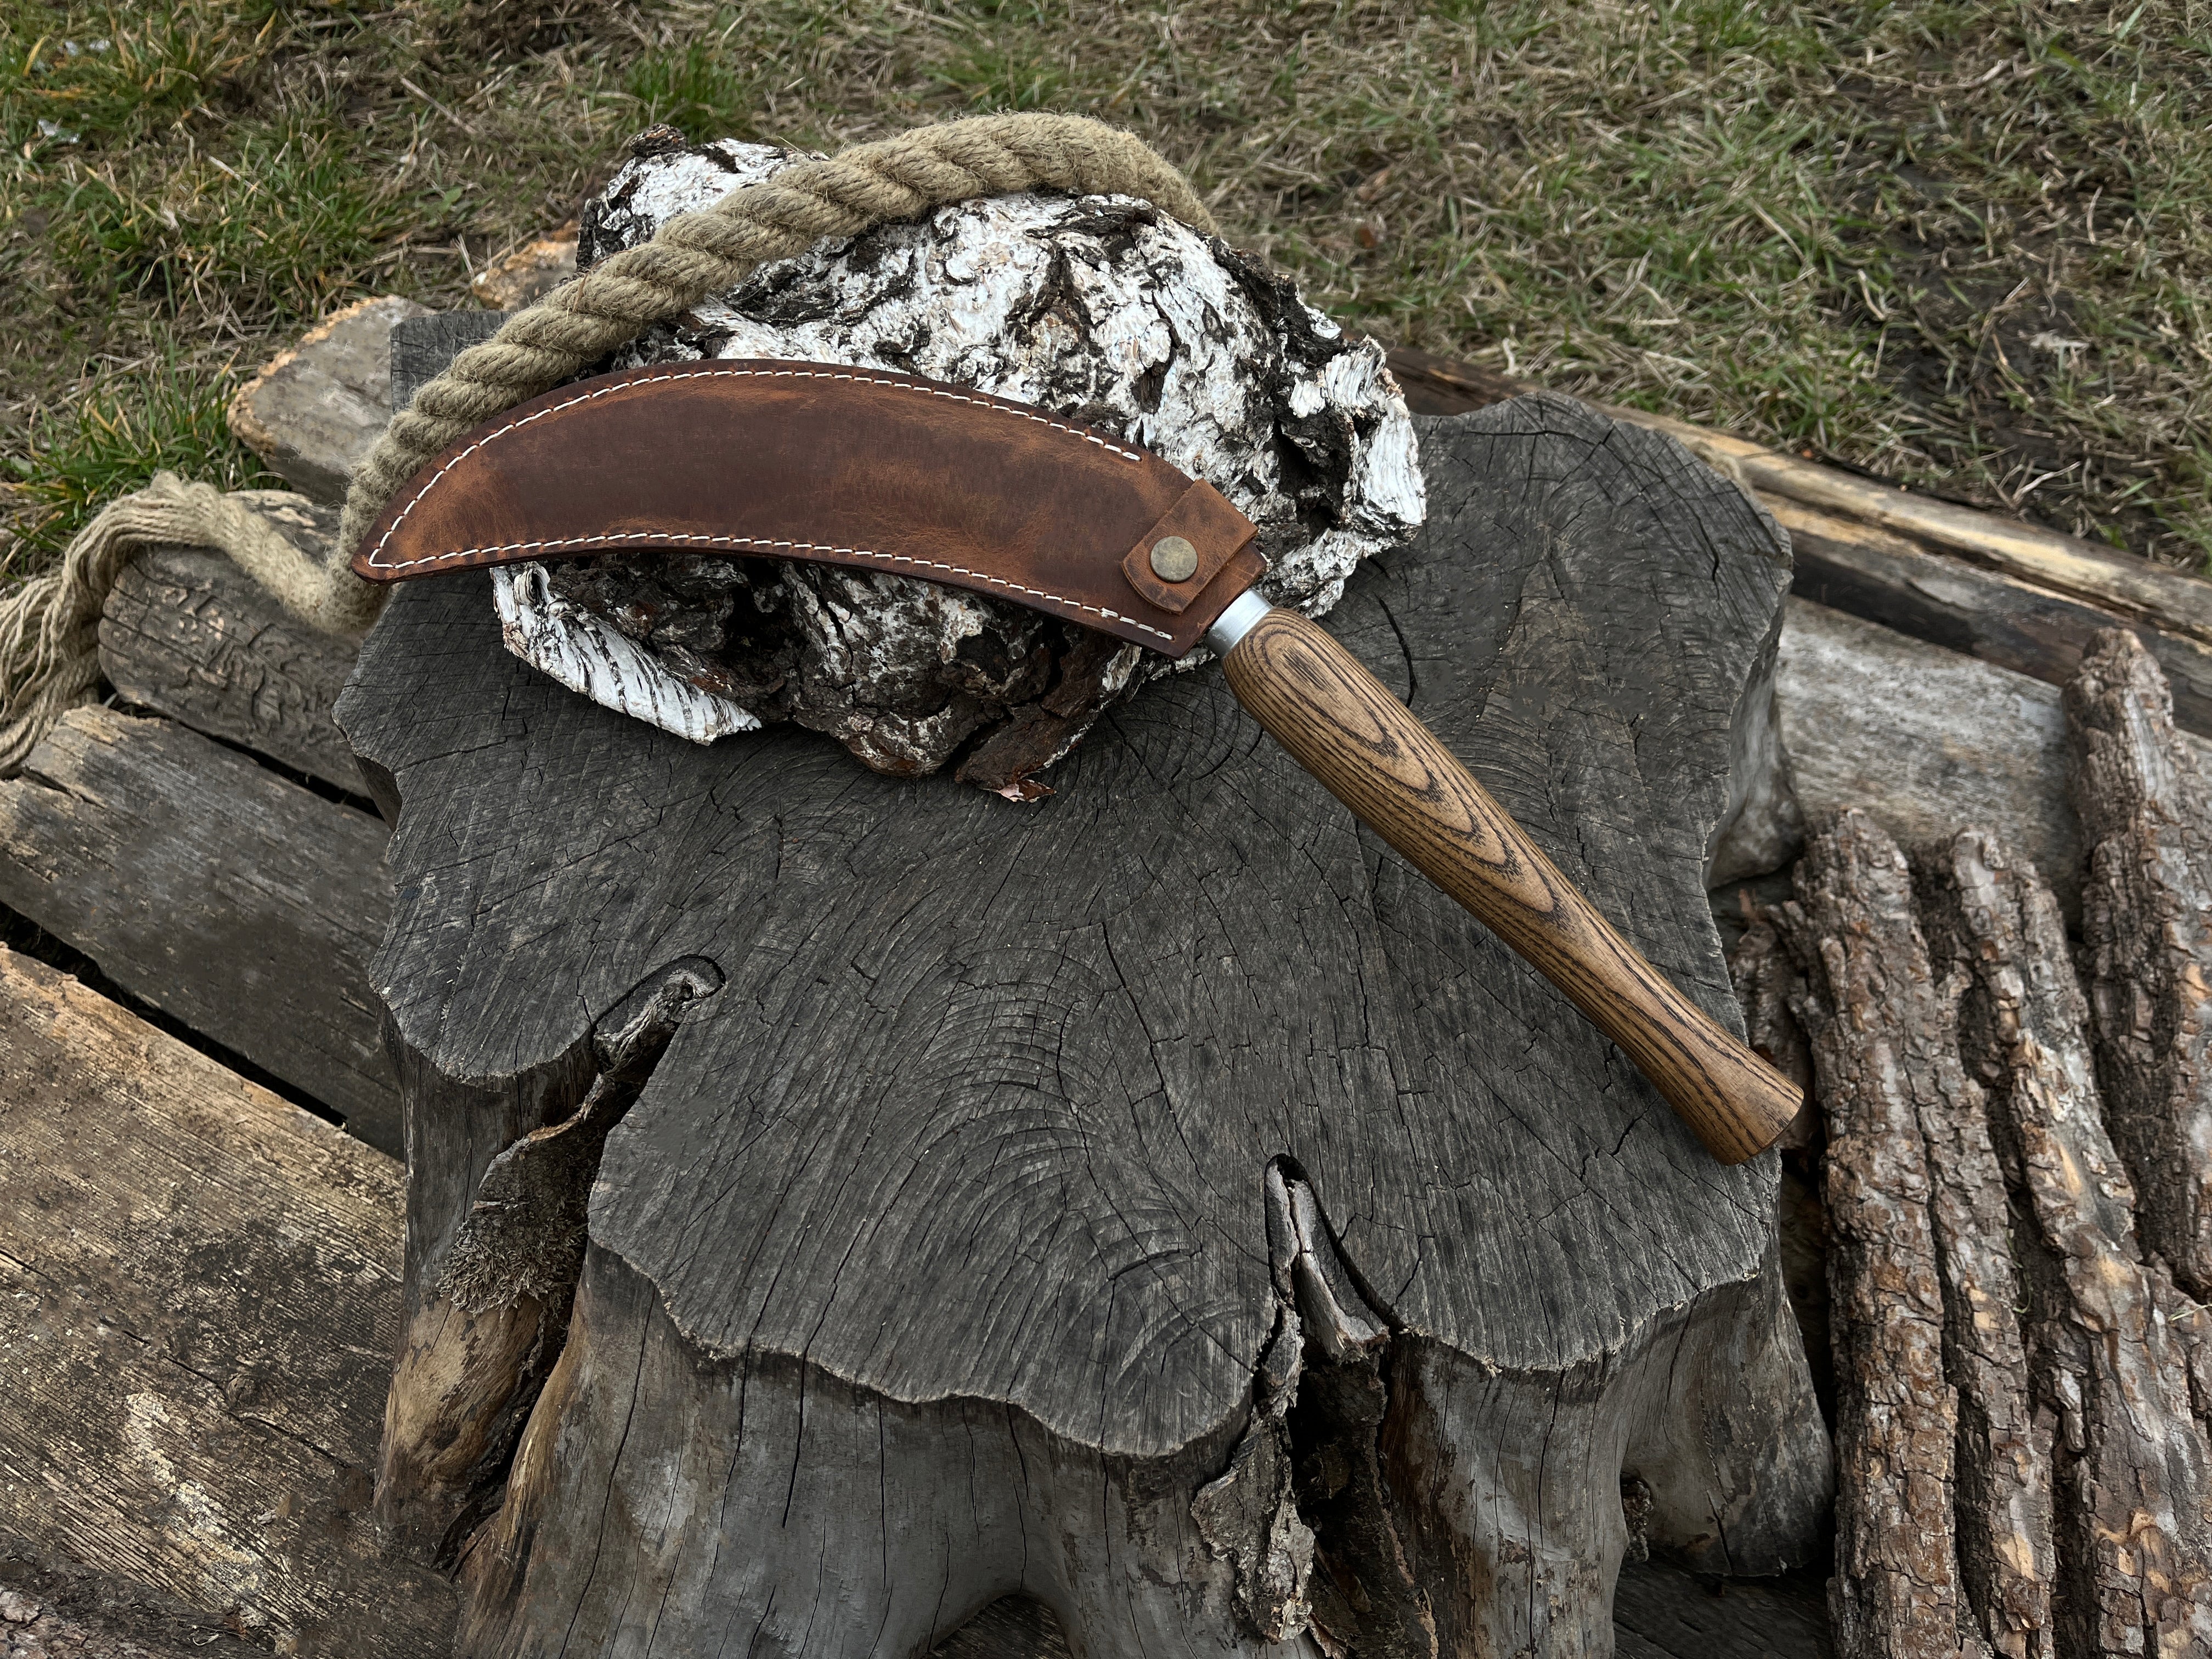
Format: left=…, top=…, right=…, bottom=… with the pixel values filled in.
left=1149, top=535, right=1199, bottom=583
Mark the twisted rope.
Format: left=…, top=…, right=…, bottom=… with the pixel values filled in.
left=0, top=472, right=380, bottom=774
left=0, top=115, right=1210, bottom=775
left=338, top=112, right=1213, bottom=557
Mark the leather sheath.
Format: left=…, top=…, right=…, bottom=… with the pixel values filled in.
left=352, top=360, right=1267, bottom=659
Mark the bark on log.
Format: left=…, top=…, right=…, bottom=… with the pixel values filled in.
left=2065, top=629, right=2212, bottom=1302
left=338, top=395, right=1831, bottom=1655
left=1917, top=828, right=2212, bottom=1659
left=1772, top=810, right=2005, bottom=1659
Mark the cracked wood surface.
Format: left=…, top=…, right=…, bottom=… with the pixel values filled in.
left=339, top=396, right=1829, bottom=1654
left=1918, top=828, right=2212, bottom=1659
left=99, top=540, right=365, bottom=798
left=0, top=946, right=456, bottom=1657
left=2065, top=629, right=2212, bottom=1303
left=0, top=705, right=398, bottom=1153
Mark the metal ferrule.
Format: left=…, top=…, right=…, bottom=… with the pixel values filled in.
left=1204, top=589, right=1272, bottom=656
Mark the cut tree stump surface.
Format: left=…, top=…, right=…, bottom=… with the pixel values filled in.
left=339, top=395, right=1829, bottom=1656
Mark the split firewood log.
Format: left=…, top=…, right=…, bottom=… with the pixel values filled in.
left=1919, top=827, right=2212, bottom=1659
left=2065, top=628, right=2212, bottom=1301
left=1771, top=809, right=2022, bottom=1659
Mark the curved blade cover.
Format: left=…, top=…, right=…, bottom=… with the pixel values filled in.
left=352, top=360, right=1265, bottom=659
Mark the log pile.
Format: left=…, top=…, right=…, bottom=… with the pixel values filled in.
left=1733, top=629, right=2212, bottom=1658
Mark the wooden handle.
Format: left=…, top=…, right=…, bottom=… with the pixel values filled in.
left=1220, top=606, right=1800, bottom=1164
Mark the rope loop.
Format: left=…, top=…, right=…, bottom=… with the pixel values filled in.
left=336, top=113, right=1212, bottom=558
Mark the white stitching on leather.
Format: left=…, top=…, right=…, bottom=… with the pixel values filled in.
left=382, top=528, right=1180, bottom=643
left=365, top=364, right=1146, bottom=581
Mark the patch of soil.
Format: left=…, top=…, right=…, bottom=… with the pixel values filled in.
left=1825, top=69, right=2187, bottom=562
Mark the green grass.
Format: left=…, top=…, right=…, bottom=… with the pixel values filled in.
left=2, top=0, right=2209, bottom=577
left=8, top=346, right=275, bottom=537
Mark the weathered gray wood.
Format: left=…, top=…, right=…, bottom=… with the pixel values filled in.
left=100, top=541, right=364, bottom=795
left=1917, top=828, right=2212, bottom=1658
left=228, top=295, right=428, bottom=503
left=341, top=396, right=1830, bottom=1654
left=1781, top=508, right=2212, bottom=739
left=1610, top=1561, right=1832, bottom=1658
left=1725, top=915, right=1832, bottom=1425
left=1773, top=811, right=1994, bottom=1659
left=2066, top=629, right=2212, bottom=1303
left=1389, top=346, right=2212, bottom=659
left=0, top=1532, right=262, bottom=1659
left=1779, top=600, right=2087, bottom=915
left=0, top=946, right=456, bottom=1656
left=373, top=977, right=676, bottom=1567
left=0, top=706, right=398, bottom=1152
left=929, top=1599, right=1073, bottom=1659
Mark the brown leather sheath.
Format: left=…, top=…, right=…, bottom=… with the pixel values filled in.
left=353, top=360, right=1267, bottom=659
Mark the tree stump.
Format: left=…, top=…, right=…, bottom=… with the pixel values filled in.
left=336, top=396, right=1830, bottom=1657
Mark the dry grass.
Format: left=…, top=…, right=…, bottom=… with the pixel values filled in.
left=4, top=0, right=2209, bottom=575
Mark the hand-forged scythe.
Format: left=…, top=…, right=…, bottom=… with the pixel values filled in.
left=354, top=357, right=1801, bottom=1163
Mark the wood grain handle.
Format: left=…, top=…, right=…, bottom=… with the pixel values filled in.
left=1220, top=605, right=1800, bottom=1164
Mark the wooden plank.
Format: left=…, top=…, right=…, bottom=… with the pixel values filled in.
left=0, top=1531, right=261, bottom=1658
left=100, top=544, right=365, bottom=795
left=1779, top=599, right=2087, bottom=919
left=1621, top=407, right=2212, bottom=646
left=0, top=946, right=456, bottom=1656
left=1387, top=345, right=2212, bottom=662
left=1778, top=499, right=2212, bottom=738
left=0, top=706, right=397, bottom=1152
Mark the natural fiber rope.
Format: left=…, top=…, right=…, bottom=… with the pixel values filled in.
left=0, top=472, right=383, bottom=773
left=339, top=112, right=1214, bottom=557
left=0, top=114, right=1210, bottom=776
